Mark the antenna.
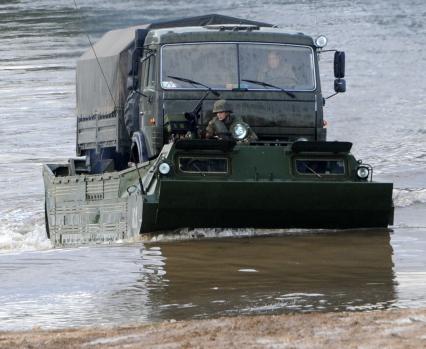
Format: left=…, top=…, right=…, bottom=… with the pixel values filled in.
left=72, top=0, right=117, bottom=109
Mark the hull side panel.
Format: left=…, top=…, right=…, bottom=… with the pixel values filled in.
left=143, top=180, right=393, bottom=231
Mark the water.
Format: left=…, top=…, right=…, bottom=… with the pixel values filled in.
left=0, top=230, right=425, bottom=330
left=0, top=0, right=425, bottom=330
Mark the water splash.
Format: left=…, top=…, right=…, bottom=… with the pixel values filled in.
left=0, top=209, right=52, bottom=253
left=0, top=224, right=52, bottom=253
left=143, top=227, right=322, bottom=242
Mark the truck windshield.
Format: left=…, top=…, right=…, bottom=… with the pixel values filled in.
left=161, top=43, right=315, bottom=91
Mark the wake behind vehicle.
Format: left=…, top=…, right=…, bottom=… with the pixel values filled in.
left=43, top=14, right=394, bottom=246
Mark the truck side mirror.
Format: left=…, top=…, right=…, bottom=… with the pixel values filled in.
left=334, top=78, right=346, bottom=93
left=334, top=51, right=345, bottom=78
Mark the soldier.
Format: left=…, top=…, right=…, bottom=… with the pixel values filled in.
left=205, top=100, right=257, bottom=142
left=257, top=51, right=298, bottom=87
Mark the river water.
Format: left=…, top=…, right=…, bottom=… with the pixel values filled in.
left=0, top=0, right=425, bottom=330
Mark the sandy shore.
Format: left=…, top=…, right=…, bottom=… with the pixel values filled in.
left=1, top=308, right=425, bottom=349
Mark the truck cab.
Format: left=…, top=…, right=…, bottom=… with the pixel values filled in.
left=75, top=15, right=345, bottom=171
left=132, top=25, right=333, bottom=162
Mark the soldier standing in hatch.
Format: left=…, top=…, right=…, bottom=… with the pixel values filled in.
left=205, top=99, right=257, bottom=142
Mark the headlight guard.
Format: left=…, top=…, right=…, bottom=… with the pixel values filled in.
left=356, top=165, right=370, bottom=180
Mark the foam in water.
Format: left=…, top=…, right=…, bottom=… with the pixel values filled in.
left=393, top=188, right=426, bottom=208
left=142, top=227, right=318, bottom=243
left=0, top=223, right=51, bottom=253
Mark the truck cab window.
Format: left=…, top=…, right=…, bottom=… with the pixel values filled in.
left=143, top=54, right=156, bottom=89
left=161, top=43, right=238, bottom=90
left=161, top=43, right=315, bottom=91
left=239, top=44, right=315, bottom=90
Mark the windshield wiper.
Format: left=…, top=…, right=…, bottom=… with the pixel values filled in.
left=167, top=75, right=220, bottom=97
left=167, top=75, right=221, bottom=135
left=241, top=79, right=295, bottom=99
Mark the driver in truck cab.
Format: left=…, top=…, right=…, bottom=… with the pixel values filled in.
left=205, top=99, right=257, bottom=142
left=258, top=51, right=298, bottom=87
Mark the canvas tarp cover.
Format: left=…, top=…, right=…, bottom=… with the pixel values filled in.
left=76, top=24, right=148, bottom=117
left=76, top=14, right=273, bottom=117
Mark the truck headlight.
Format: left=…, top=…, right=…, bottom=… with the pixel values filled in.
left=315, top=35, right=328, bottom=48
left=231, top=123, right=248, bottom=140
left=158, top=162, right=171, bottom=175
left=356, top=166, right=369, bottom=179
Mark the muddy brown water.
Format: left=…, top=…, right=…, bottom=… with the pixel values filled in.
left=1, top=228, right=425, bottom=330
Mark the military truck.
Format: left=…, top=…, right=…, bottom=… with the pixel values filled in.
left=43, top=14, right=394, bottom=246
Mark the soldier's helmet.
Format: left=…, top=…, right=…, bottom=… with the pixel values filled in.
left=213, top=99, right=232, bottom=113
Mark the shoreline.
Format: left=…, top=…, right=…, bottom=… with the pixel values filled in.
left=1, top=308, right=425, bottom=348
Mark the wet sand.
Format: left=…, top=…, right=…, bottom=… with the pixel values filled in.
left=1, top=308, right=425, bottom=349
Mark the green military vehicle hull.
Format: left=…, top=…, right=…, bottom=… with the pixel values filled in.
left=44, top=141, right=393, bottom=246
left=143, top=142, right=393, bottom=232
left=43, top=15, right=394, bottom=246
left=152, top=181, right=393, bottom=231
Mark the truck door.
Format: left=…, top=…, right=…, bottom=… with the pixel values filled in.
left=140, top=50, right=162, bottom=157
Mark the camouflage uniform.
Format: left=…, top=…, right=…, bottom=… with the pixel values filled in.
left=205, top=100, right=257, bottom=142
left=206, top=114, right=243, bottom=140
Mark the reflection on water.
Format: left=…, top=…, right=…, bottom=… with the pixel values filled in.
left=150, top=231, right=396, bottom=319
left=0, top=231, right=401, bottom=330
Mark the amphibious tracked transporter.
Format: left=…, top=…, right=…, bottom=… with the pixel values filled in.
left=43, top=14, right=394, bottom=246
